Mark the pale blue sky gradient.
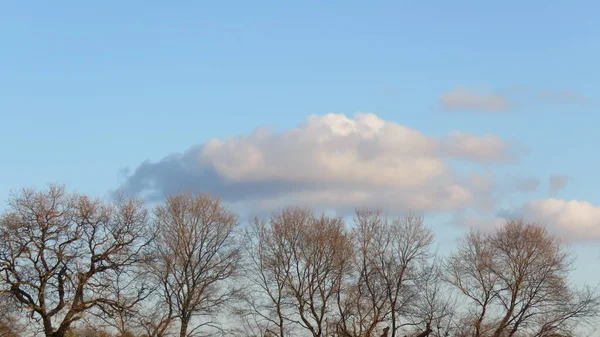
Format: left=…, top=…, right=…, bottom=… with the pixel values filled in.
left=1, top=1, right=599, bottom=283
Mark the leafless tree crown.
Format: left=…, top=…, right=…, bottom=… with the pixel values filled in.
left=0, top=184, right=152, bottom=337
left=1, top=186, right=598, bottom=337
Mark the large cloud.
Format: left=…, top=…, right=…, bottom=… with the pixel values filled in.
left=118, top=113, right=519, bottom=213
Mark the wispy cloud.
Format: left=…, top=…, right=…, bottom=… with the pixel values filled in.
left=538, top=89, right=593, bottom=105
left=439, top=86, right=511, bottom=112
left=549, top=175, right=569, bottom=196
left=510, top=176, right=541, bottom=193
left=439, top=85, right=593, bottom=112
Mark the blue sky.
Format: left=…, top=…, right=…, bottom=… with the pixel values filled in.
left=2, top=1, right=599, bottom=282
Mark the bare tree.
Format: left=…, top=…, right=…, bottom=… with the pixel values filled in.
left=0, top=292, right=22, bottom=337
left=411, top=260, right=457, bottom=337
left=336, top=208, right=390, bottom=337
left=445, top=231, right=498, bottom=337
left=241, top=207, right=353, bottom=337
left=131, top=286, right=176, bottom=337
left=236, top=213, right=302, bottom=337
left=83, top=266, right=152, bottom=337
left=134, top=296, right=177, bottom=337
left=0, top=184, right=152, bottom=337
left=339, top=209, right=434, bottom=337
left=446, top=220, right=600, bottom=337
left=150, top=192, right=242, bottom=337
left=281, top=209, right=353, bottom=337
left=533, top=285, right=600, bottom=337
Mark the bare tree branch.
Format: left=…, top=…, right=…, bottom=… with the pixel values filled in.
left=0, top=184, right=152, bottom=337
left=148, top=192, right=242, bottom=337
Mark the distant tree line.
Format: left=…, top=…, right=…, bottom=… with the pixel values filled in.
left=0, top=184, right=598, bottom=337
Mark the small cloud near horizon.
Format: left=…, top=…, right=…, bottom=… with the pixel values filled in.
left=455, top=197, right=600, bottom=242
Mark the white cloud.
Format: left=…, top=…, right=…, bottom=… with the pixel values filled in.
left=440, top=131, right=519, bottom=162
left=462, top=199, right=600, bottom=242
left=119, top=113, right=520, bottom=214
left=439, top=86, right=511, bottom=112
left=514, top=199, right=600, bottom=241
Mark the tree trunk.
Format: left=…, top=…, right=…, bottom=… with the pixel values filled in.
left=52, top=324, right=71, bottom=337
left=390, top=307, right=397, bottom=337
left=42, top=317, right=55, bottom=337
left=180, top=317, right=189, bottom=337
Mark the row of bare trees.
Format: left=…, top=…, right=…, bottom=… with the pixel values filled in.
left=1, top=185, right=598, bottom=337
